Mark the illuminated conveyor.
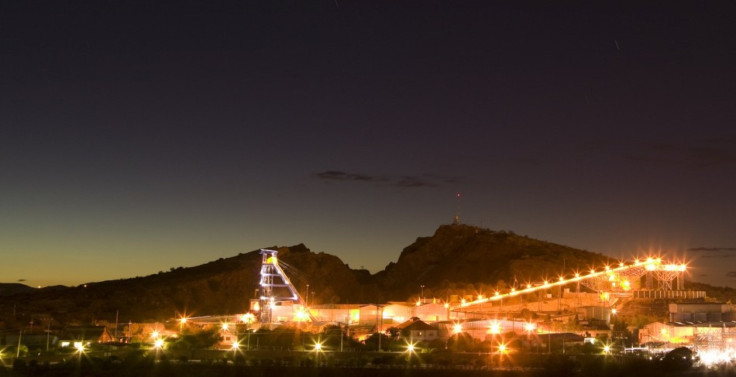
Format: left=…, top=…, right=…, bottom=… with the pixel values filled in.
left=453, top=257, right=687, bottom=310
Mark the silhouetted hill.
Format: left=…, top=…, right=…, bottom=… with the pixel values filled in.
left=0, top=283, right=35, bottom=296
left=2, top=224, right=732, bottom=326
left=375, top=224, right=614, bottom=300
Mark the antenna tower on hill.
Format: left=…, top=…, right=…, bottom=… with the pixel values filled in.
left=453, top=192, right=461, bottom=224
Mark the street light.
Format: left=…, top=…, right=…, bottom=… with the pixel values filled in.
left=231, top=341, right=240, bottom=361
left=497, top=342, right=508, bottom=367
left=153, top=338, right=165, bottom=350
left=312, top=339, right=324, bottom=366
left=75, top=342, right=85, bottom=362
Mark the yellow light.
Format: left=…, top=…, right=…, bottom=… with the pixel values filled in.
left=180, top=318, right=188, bottom=324
left=253, top=302, right=260, bottom=312
left=407, top=343, right=415, bottom=353
left=74, top=342, right=85, bottom=352
left=611, top=308, right=617, bottom=315
left=590, top=269, right=596, bottom=274
left=222, top=323, right=229, bottom=331
left=526, top=283, right=532, bottom=289
left=314, top=342, right=323, bottom=351
left=494, top=291, right=500, bottom=297
left=678, top=264, right=687, bottom=272
left=489, top=322, right=501, bottom=334
left=543, top=280, right=549, bottom=287
left=231, top=341, right=240, bottom=350
left=444, top=302, right=450, bottom=309
left=619, top=262, right=624, bottom=267
left=605, top=265, right=610, bottom=271
left=603, top=345, right=611, bottom=354
left=559, top=276, right=564, bottom=282
left=524, top=323, right=535, bottom=332
left=241, top=313, right=255, bottom=323
left=295, top=308, right=310, bottom=321
left=498, top=343, right=507, bottom=353
left=154, top=338, right=165, bottom=349
left=453, top=323, right=463, bottom=334
left=416, top=300, right=421, bottom=306
left=575, top=273, right=580, bottom=278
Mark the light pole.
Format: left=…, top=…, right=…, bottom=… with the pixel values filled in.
left=306, top=284, right=310, bottom=307
left=420, top=285, right=425, bottom=303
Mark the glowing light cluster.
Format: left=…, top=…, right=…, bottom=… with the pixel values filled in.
left=699, top=348, right=736, bottom=367
left=294, top=307, right=311, bottom=322
left=488, top=321, right=501, bottom=335
left=241, top=313, right=256, bottom=323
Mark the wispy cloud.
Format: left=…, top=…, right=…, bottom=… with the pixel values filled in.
left=689, top=247, right=736, bottom=259
left=314, top=170, right=461, bottom=188
left=314, top=171, right=389, bottom=183
left=689, top=247, right=736, bottom=252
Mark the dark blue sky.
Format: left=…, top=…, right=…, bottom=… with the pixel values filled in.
left=2, top=2, right=735, bottom=287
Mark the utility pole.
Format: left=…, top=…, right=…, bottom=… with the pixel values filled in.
left=17, top=329, right=22, bottom=358
left=46, top=322, right=51, bottom=352
left=114, top=310, right=119, bottom=340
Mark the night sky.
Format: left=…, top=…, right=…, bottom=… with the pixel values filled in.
left=2, top=2, right=735, bottom=288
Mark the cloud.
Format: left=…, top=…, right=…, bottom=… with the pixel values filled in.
left=688, top=247, right=736, bottom=252
left=628, top=139, right=736, bottom=168
left=314, top=171, right=389, bottom=183
left=726, top=272, right=736, bottom=279
left=688, top=247, right=736, bottom=259
left=314, top=170, right=461, bottom=188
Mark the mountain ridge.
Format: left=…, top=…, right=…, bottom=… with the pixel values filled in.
left=2, top=224, right=733, bottom=326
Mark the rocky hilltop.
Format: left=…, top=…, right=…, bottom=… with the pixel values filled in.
left=376, top=224, right=613, bottom=300
left=0, top=224, right=628, bottom=325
